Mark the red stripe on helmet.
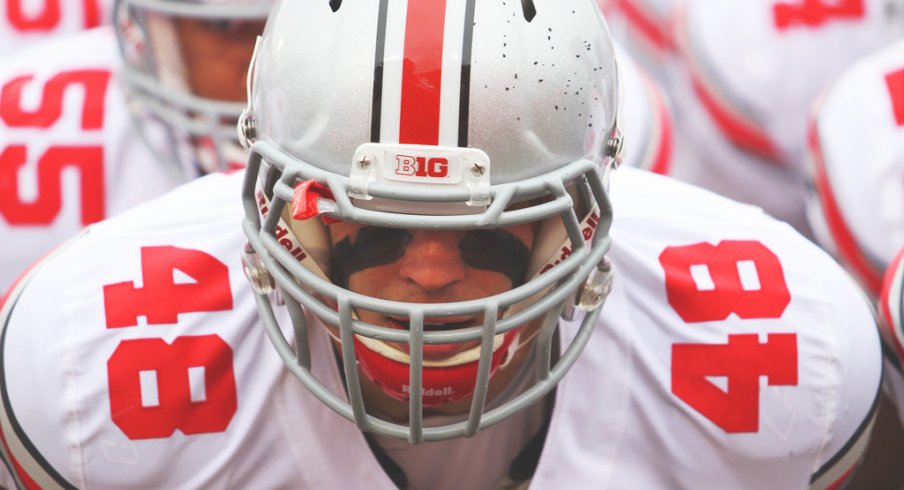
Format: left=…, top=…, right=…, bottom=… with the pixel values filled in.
left=400, top=0, right=447, bottom=145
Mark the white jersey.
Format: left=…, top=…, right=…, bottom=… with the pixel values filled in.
left=806, top=39, right=904, bottom=299
left=0, top=168, right=881, bottom=489
left=663, top=0, right=903, bottom=237
left=0, top=0, right=112, bottom=55
left=0, top=26, right=184, bottom=292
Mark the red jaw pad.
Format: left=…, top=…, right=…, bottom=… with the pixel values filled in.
left=352, top=330, right=519, bottom=407
left=292, top=180, right=339, bottom=224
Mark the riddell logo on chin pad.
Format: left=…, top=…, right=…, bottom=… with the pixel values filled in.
left=401, top=385, right=454, bottom=396
left=395, top=155, right=449, bottom=178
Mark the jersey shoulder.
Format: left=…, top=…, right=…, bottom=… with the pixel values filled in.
left=0, top=172, right=277, bottom=488
left=582, top=168, right=883, bottom=488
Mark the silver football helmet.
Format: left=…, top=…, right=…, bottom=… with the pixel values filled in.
left=241, top=0, right=622, bottom=443
left=114, top=0, right=273, bottom=177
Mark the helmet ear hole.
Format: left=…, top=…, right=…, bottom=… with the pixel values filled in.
left=329, top=0, right=343, bottom=13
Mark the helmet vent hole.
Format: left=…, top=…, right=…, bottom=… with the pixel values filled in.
left=520, top=0, right=537, bottom=22
left=329, top=0, right=342, bottom=12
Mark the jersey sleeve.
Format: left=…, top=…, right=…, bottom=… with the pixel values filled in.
left=0, top=232, right=86, bottom=489
left=609, top=169, right=883, bottom=489
left=0, top=172, right=276, bottom=489
left=806, top=258, right=883, bottom=489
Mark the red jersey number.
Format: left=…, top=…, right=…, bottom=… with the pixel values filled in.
left=661, top=240, right=798, bottom=433
left=108, top=336, right=238, bottom=440
left=1, top=70, right=110, bottom=129
left=673, top=334, right=798, bottom=433
left=659, top=240, right=791, bottom=323
left=0, top=145, right=104, bottom=225
left=0, top=69, right=110, bottom=225
left=104, top=246, right=238, bottom=440
left=773, top=0, right=865, bottom=30
left=6, top=0, right=101, bottom=32
left=104, top=246, right=234, bottom=328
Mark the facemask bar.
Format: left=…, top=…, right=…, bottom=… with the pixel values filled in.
left=241, top=140, right=614, bottom=443
left=121, top=0, right=272, bottom=19
left=114, top=0, right=266, bottom=175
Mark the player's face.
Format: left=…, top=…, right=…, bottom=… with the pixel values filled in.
left=327, top=222, right=537, bottom=360
left=173, top=17, right=266, bottom=101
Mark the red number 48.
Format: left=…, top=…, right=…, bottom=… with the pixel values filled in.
left=660, top=241, right=798, bottom=433
left=103, top=246, right=238, bottom=440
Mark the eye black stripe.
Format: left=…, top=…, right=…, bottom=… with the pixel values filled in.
left=331, top=227, right=531, bottom=289
left=459, top=230, right=531, bottom=286
left=331, top=227, right=412, bottom=288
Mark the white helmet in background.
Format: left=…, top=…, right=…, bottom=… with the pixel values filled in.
left=114, top=0, right=273, bottom=177
left=241, top=0, right=622, bottom=442
left=805, top=40, right=904, bottom=298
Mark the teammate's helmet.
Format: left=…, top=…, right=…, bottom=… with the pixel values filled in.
left=241, top=0, right=622, bottom=442
left=805, top=40, right=904, bottom=298
left=113, top=0, right=273, bottom=177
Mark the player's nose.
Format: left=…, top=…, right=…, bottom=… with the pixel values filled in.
left=398, top=231, right=466, bottom=291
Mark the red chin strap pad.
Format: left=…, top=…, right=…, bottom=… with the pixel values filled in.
left=292, top=180, right=340, bottom=224
left=353, top=330, right=520, bottom=407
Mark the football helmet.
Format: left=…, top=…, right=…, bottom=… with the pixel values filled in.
left=241, top=0, right=622, bottom=442
left=113, top=0, right=273, bottom=177
left=805, top=39, right=904, bottom=298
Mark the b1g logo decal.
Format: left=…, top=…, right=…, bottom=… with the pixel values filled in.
left=385, top=153, right=461, bottom=184
left=396, top=155, right=449, bottom=178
